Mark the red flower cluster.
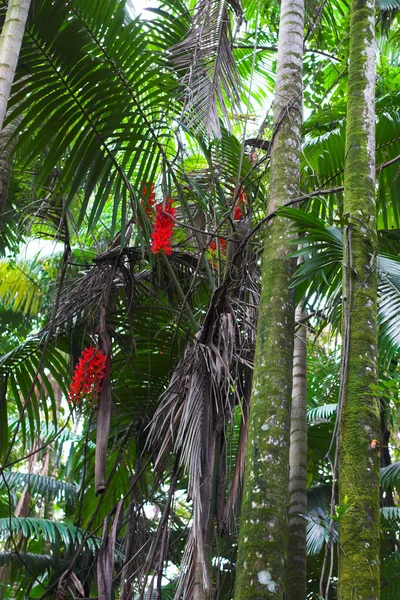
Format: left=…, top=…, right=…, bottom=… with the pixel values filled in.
left=208, top=237, right=228, bottom=268
left=234, top=186, right=247, bottom=220
left=141, top=182, right=156, bottom=219
left=68, top=347, right=107, bottom=405
left=151, top=197, right=176, bottom=256
left=208, top=238, right=227, bottom=254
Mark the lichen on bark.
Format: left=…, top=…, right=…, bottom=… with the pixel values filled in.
left=234, top=0, right=304, bottom=597
left=338, top=0, right=380, bottom=598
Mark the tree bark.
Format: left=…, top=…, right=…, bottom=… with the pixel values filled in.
left=287, top=303, right=307, bottom=600
left=0, top=0, right=30, bottom=131
left=95, top=303, right=113, bottom=495
left=234, top=0, right=304, bottom=596
left=338, top=0, right=380, bottom=597
left=0, top=115, right=21, bottom=214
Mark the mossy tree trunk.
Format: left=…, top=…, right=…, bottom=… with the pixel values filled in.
left=338, top=0, right=380, bottom=598
left=287, top=303, right=307, bottom=599
left=234, top=0, right=304, bottom=597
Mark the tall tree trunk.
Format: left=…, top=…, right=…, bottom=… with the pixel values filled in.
left=95, top=302, right=113, bottom=495
left=287, top=303, right=307, bottom=600
left=0, top=115, right=21, bottom=214
left=234, top=0, right=304, bottom=596
left=0, top=0, right=30, bottom=130
left=338, top=0, right=380, bottom=598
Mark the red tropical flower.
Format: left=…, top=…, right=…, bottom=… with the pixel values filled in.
left=151, top=197, right=176, bottom=255
left=208, top=237, right=227, bottom=256
left=141, top=182, right=156, bottom=219
left=233, top=186, right=247, bottom=220
left=234, top=205, right=243, bottom=220
left=68, top=347, right=107, bottom=405
left=219, top=237, right=227, bottom=253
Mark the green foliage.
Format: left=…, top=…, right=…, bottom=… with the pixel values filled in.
left=0, top=0, right=400, bottom=596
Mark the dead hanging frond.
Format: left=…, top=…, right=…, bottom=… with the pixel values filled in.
left=40, top=256, right=135, bottom=336
left=40, top=245, right=201, bottom=338
left=149, top=303, right=236, bottom=598
left=97, top=500, right=124, bottom=598
left=147, top=241, right=259, bottom=598
left=172, top=0, right=243, bottom=139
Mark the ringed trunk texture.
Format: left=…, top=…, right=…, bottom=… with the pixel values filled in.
left=287, top=303, right=307, bottom=600
left=338, top=0, right=380, bottom=598
left=234, top=0, right=304, bottom=597
left=95, top=304, right=113, bottom=495
left=0, top=0, right=30, bottom=130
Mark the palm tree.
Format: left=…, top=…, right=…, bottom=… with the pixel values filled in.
left=287, top=300, right=307, bottom=599
left=234, top=0, right=304, bottom=596
left=338, top=1, right=380, bottom=595
left=2, top=0, right=400, bottom=598
left=0, top=0, right=31, bottom=130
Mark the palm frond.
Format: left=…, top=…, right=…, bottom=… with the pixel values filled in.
left=0, top=258, right=43, bottom=316
left=278, top=208, right=400, bottom=363
left=0, top=339, right=69, bottom=451
left=307, top=403, right=337, bottom=424
left=148, top=257, right=258, bottom=597
left=381, top=461, right=400, bottom=489
left=382, top=551, right=400, bottom=600
left=378, top=0, right=400, bottom=10
left=305, top=511, right=337, bottom=556
left=171, top=0, right=242, bottom=138
left=8, top=0, right=177, bottom=240
left=0, top=472, right=77, bottom=504
left=0, top=517, right=100, bottom=552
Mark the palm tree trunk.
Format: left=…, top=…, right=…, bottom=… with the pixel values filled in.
left=0, top=115, right=22, bottom=213
left=234, top=0, right=304, bottom=596
left=338, top=0, right=380, bottom=597
left=0, top=0, right=30, bottom=130
left=287, top=303, right=307, bottom=600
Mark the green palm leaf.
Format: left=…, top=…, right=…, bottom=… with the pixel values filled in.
left=0, top=517, right=99, bottom=552
left=0, top=473, right=77, bottom=504
left=8, top=0, right=177, bottom=241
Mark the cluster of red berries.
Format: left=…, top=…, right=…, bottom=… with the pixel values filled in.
left=68, top=347, right=107, bottom=406
left=151, top=197, right=176, bottom=256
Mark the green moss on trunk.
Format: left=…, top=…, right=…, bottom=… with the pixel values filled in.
left=338, top=0, right=380, bottom=598
left=234, top=0, right=304, bottom=597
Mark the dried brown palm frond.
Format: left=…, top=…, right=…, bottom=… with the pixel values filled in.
left=147, top=239, right=259, bottom=598
left=41, top=247, right=201, bottom=338
left=41, top=255, right=136, bottom=336
left=172, top=0, right=243, bottom=139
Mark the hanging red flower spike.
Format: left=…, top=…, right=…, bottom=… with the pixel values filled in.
left=208, top=240, right=217, bottom=252
left=151, top=197, right=176, bottom=256
left=141, top=182, right=156, bottom=219
left=68, top=347, right=107, bottom=405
